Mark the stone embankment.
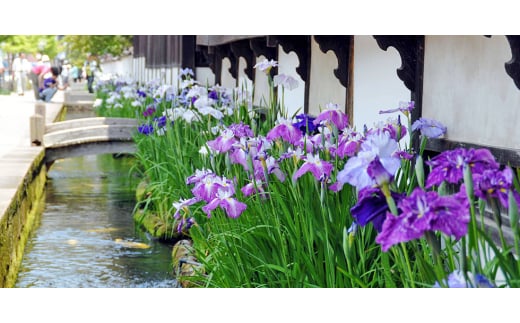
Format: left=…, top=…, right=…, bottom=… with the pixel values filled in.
left=0, top=89, right=71, bottom=287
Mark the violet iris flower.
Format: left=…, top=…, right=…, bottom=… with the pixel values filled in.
left=254, top=59, right=278, bottom=74
left=379, top=101, right=415, bottom=115
left=229, top=122, right=254, bottom=138
left=172, top=197, right=199, bottom=219
left=334, top=130, right=362, bottom=159
left=351, top=187, right=405, bottom=232
left=266, top=119, right=303, bottom=145
left=154, top=115, right=167, bottom=128
left=425, top=148, right=499, bottom=188
left=202, top=189, right=247, bottom=218
left=337, top=131, right=401, bottom=191
left=207, top=129, right=238, bottom=153
left=138, top=124, right=154, bottom=135
left=376, top=188, right=470, bottom=252
left=186, top=168, right=214, bottom=185
left=143, top=105, right=156, bottom=117
left=474, top=167, right=520, bottom=208
left=313, top=104, right=349, bottom=130
left=273, top=74, right=299, bottom=90
left=433, top=270, right=494, bottom=288
left=136, top=89, right=147, bottom=98
left=411, top=117, right=447, bottom=138
left=292, top=114, right=317, bottom=135
left=292, top=153, right=333, bottom=182
left=191, top=175, right=235, bottom=203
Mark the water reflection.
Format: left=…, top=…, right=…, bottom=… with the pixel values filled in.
left=16, top=114, right=178, bottom=288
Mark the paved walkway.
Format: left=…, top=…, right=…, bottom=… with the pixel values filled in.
left=0, top=88, right=69, bottom=218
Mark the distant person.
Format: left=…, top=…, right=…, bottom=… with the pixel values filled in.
left=30, top=54, right=51, bottom=100
left=38, top=66, right=61, bottom=102
left=70, top=65, right=79, bottom=83
left=12, top=52, right=30, bottom=95
left=77, top=67, right=83, bottom=82
left=84, top=55, right=101, bottom=93
left=61, top=60, right=71, bottom=89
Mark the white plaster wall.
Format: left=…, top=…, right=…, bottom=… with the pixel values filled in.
left=237, top=56, right=253, bottom=95
left=352, top=35, right=411, bottom=132
left=253, top=55, right=271, bottom=108
left=220, top=58, right=236, bottom=88
left=422, top=35, right=520, bottom=149
left=277, top=46, right=306, bottom=118
left=100, top=56, right=133, bottom=79
left=196, top=67, right=215, bottom=87
left=308, top=37, right=347, bottom=117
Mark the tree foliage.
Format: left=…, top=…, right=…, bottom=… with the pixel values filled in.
left=63, top=35, right=132, bottom=56
left=0, top=35, right=132, bottom=66
left=0, top=35, right=61, bottom=59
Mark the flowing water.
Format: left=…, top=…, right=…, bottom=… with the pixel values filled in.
left=15, top=111, right=178, bottom=288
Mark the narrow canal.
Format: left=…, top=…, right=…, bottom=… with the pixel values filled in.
left=15, top=111, right=178, bottom=288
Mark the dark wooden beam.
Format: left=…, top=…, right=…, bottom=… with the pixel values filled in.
left=505, top=35, right=520, bottom=90
left=230, top=39, right=255, bottom=81
left=181, top=36, right=196, bottom=71
left=373, top=35, right=422, bottom=93
left=373, top=35, right=424, bottom=153
left=313, top=35, right=352, bottom=88
left=266, top=36, right=312, bottom=113
left=249, top=37, right=278, bottom=78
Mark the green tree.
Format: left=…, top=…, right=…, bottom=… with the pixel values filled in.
left=62, top=35, right=132, bottom=66
left=0, top=35, right=61, bottom=60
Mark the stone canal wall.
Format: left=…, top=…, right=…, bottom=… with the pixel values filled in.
left=0, top=149, right=47, bottom=287
left=0, top=102, right=66, bottom=288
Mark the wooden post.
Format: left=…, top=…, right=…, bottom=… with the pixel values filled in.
left=30, top=114, right=44, bottom=146
left=31, top=102, right=46, bottom=146
left=35, top=101, right=46, bottom=122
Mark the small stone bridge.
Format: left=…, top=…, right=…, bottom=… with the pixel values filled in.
left=42, top=117, right=138, bottom=163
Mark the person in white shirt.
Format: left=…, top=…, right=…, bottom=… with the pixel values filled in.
left=12, top=52, right=30, bottom=96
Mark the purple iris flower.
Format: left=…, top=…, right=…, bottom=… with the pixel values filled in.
left=202, top=189, right=247, bottom=218
left=241, top=179, right=266, bottom=197
left=138, top=124, right=154, bottom=135
left=180, top=67, right=194, bottom=78
left=292, top=154, right=333, bottom=182
left=474, top=167, right=520, bottom=208
left=313, top=105, right=349, bottom=130
left=191, top=175, right=235, bottom=203
left=208, top=90, right=219, bottom=100
left=154, top=115, right=167, bottom=128
left=334, top=130, right=362, bottom=158
left=186, top=168, right=214, bottom=185
left=379, top=101, right=415, bottom=115
left=433, top=270, right=494, bottom=288
left=292, top=114, right=317, bottom=135
left=254, top=155, right=286, bottom=182
left=136, top=89, right=147, bottom=98
left=351, top=187, right=405, bottom=232
left=426, top=148, right=499, bottom=188
left=411, top=117, right=447, bottom=138
left=229, top=122, right=254, bottom=138
left=143, top=105, right=156, bottom=117
left=172, top=197, right=199, bottom=219
left=376, top=188, right=470, bottom=252
left=176, top=217, right=195, bottom=233
left=266, top=119, right=303, bottom=145
left=207, top=129, right=238, bottom=153
left=337, top=131, right=401, bottom=191
left=367, top=156, right=395, bottom=186
left=368, top=118, right=408, bottom=142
